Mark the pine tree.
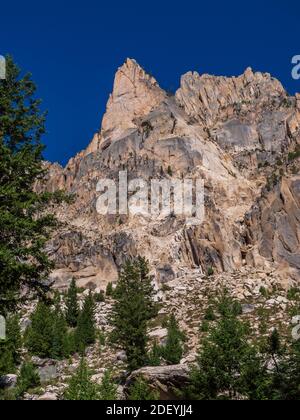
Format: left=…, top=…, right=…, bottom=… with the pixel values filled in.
left=98, top=370, right=117, bottom=400
left=162, top=314, right=185, bottom=365
left=106, top=282, right=114, bottom=297
left=0, top=343, right=15, bottom=376
left=51, top=309, right=69, bottom=360
left=16, top=362, right=40, bottom=397
left=272, top=340, right=300, bottom=400
left=128, top=376, right=159, bottom=400
left=110, top=257, right=158, bottom=371
left=0, top=56, right=62, bottom=313
left=148, top=341, right=162, bottom=366
left=65, top=279, right=79, bottom=328
left=25, top=302, right=54, bottom=358
left=75, top=293, right=96, bottom=352
left=0, top=315, right=22, bottom=376
left=64, top=358, right=99, bottom=400
left=186, top=293, right=266, bottom=400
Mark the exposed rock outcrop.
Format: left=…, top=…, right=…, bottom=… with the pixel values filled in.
left=245, top=175, right=300, bottom=282
left=41, top=59, right=300, bottom=288
left=125, top=365, right=190, bottom=400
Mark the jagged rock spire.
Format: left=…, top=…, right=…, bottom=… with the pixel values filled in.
left=100, top=58, right=166, bottom=142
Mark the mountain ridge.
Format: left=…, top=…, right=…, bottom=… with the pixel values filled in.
left=41, top=59, right=300, bottom=290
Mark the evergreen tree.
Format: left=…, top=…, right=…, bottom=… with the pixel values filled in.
left=25, top=302, right=54, bottom=358
left=64, top=358, right=99, bottom=401
left=0, top=343, right=15, bottom=377
left=162, top=314, right=185, bottom=365
left=51, top=309, right=69, bottom=360
left=16, top=362, right=40, bottom=397
left=106, top=282, right=114, bottom=297
left=6, top=315, right=22, bottom=365
left=265, top=328, right=282, bottom=373
left=186, top=293, right=267, bottom=400
left=272, top=340, right=300, bottom=400
left=128, top=376, right=159, bottom=400
left=98, top=370, right=117, bottom=400
left=65, top=279, right=79, bottom=328
left=148, top=341, right=162, bottom=366
left=0, top=315, right=22, bottom=376
left=75, top=293, right=96, bottom=352
left=0, top=56, right=62, bottom=313
left=110, top=257, right=158, bottom=371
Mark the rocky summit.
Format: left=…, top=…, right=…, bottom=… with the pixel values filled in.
left=3, top=57, right=300, bottom=402
left=42, top=58, right=300, bottom=291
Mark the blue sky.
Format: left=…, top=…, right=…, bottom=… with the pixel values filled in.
left=0, top=0, right=299, bottom=165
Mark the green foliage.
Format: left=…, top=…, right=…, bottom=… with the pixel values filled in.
left=0, top=388, right=17, bottom=400
left=207, top=267, right=214, bottom=277
left=25, top=301, right=72, bottom=359
left=51, top=309, right=69, bottom=359
left=186, top=294, right=269, bottom=400
left=97, top=329, right=106, bottom=347
left=259, top=286, right=269, bottom=298
left=110, top=257, right=158, bottom=371
left=106, top=282, right=114, bottom=297
left=189, top=295, right=300, bottom=400
left=271, top=340, right=300, bottom=400
left=65, top=362, right=117, bottom=401
left=128, top=376, right=159, bottom=400
left=288, top=146, right=300, bottom=162
left=167, top=166, right=173, bottom=177
left=199, top=320, right=210, bottom=333
left=16, top=362, right=40, bottom=397
left=204, top=306, right=216, bottom=321
left=65, top=279, right=79, bottom=328
left=0, top=343, right=15, bottom=377
left=216, top=292, right=242, bottom=317
left=64, top=358, right=99, bottom=401
left=148, top=342, right=162, bottom=366
left=75, top=293, right=96, bottom=353
left=98, top=370, right=117, bottom=400
left=0, top=57, right=63, bottom=313
left=0, top=315, right=22, bottom=376
left=287, top=287, right=300, bottom=301
left=25, top=302, right=54, bottom=358
left=162, top=314, right=185, bottom=365
left=94, top=291, right=105, bottom=303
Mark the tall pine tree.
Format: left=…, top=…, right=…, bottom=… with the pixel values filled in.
left=162, top=314, right=185, bottom=365
left=0, top=56, right=62, bottom=313
left=186, top=293, right=268, bottom=400
left=64, top=358, right=99, bottom=401
left=65, top=279, right=79, bottom=328
left=0, top=315, right=22, bottom=376
left=110, top=257, right=158, bottom=371
left=75, top=292, right=96, bottom=353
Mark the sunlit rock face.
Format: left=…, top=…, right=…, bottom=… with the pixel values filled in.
left=42, top=59, right=300, bottom=289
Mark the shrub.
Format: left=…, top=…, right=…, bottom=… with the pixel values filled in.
left=128, top=376, right=159, bottom=400
left=161, top=314, right=185, bottom=365
left=16, top=362, right=40, bottom=397
left=207, top=267, right=214, bottom=277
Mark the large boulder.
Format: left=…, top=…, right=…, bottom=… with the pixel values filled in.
left=0, top=374, right=18, bottom=390
left=125, top=365, right=190, bottom=400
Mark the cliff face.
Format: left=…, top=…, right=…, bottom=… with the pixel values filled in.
left=43, top=59, right=300, bottom=289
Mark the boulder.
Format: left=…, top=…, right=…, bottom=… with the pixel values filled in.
left=37, top=392, right=58, bottom=401
left=0, top=374, right=18, bottom=389
left=125, top=365, right=190, bottom=400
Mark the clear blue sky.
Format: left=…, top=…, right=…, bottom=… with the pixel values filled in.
left=0, top=0, right=299, bottom=166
